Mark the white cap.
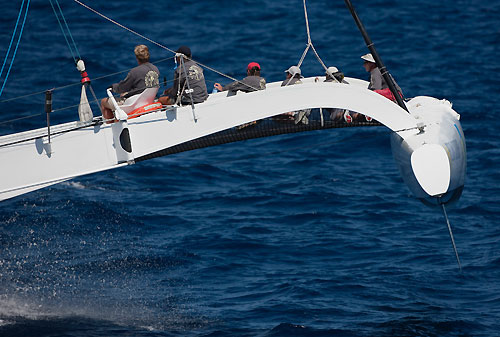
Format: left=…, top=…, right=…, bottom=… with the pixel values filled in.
left=361, top=53, right=375, bottom=63
left=326, top=66, right=339, bottom=75
left=285, top=65, right=302, bottom=77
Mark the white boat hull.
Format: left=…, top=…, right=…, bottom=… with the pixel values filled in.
left=0, top=78, right=465, bottom=204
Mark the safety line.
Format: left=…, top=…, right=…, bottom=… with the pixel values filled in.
left=0, top=56, right=174, bottom=105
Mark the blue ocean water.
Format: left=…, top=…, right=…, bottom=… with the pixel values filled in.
left=0, top=0, right=499, bottom=336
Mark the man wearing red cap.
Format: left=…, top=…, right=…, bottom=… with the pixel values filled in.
left=214, top=62, right=266, bottom=93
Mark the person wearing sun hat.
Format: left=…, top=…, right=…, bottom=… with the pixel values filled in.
left=361, top=53, right=402, bottom=93
left=214, top=61, right=266, bottom=93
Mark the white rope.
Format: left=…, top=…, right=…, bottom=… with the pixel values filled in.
left=303, top=0, right=312, bottom=45
left=298, top=0, right=339, bottom=82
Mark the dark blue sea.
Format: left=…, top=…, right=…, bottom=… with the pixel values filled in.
left=1, top=0, right=499, bottom=336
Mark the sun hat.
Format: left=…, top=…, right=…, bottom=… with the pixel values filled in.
left=361, top=53, right=375, bottom=63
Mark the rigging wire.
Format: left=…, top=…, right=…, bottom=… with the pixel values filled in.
left=73, top=0, right=259, bottom=91
left=49, top=0, right=79, bottom=63
left=440, top=201, right=463, bottom=272
left=55, top=0, right=81, bottom=60
left=0, top=0, right=25, bottom=82
left=0, top=0, right=31, bottom=98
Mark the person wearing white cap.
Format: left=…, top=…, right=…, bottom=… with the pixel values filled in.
left=280, top=65, right=310, bottom=124
left=281, top=65, right=303, bottom=87
left=323, top=66, right=352, bottom=122
left=324, top=66, right=345, bottom=83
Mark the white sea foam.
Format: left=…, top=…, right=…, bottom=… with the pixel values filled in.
left=61, top=181, right=86, bottom=190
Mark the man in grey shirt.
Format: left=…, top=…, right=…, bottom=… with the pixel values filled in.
left=213, top=62, right=266, bottom=93
left=159, top=46, right=208, bottom=106
left=101, top=44, right=159, bottom=122
left=361, top=53, right=402, bottom=93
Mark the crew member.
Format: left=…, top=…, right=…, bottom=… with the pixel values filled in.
left=214, top=62, right=266, bottom=93
left=159, top=46, right=208, bottom=106
left=101, top=45, right=159, bottom=123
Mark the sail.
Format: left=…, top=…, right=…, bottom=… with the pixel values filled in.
left=78, top=84, right=93, bottom=122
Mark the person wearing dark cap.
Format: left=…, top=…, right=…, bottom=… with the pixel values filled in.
left=101, top=44, right=159, bottom=123
left=213, top=62, right=266, bottom=93
left=159, top=45, right=208, bottom=105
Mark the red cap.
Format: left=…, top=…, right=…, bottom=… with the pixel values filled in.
left=247, top=62, right=261, bottom=71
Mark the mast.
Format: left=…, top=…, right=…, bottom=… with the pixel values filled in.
left=344, top=0, right=408, bottom=112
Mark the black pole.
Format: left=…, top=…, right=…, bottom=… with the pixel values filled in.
left=344, top=0, right=408, bottom=112
left=45, top=89, right=53, bottom=143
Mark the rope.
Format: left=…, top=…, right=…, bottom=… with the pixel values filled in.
left=73, top=0, right=175, bottom=54
left=297, top=0, right=336, bottom=81
left=0, top=75, right=173, bottom=126
left=303, top=0, right=312, bottom=45
left=0, top=0, right=30, bottom=98
left=0, top=0, right=25, bottom=82
left=178, top=56, right=196, bottom=121
left=49, top=0, right=78, bottom=63
left=0, top=57, right=174, bottom=105
left=55, top=0, right=81, bottom=59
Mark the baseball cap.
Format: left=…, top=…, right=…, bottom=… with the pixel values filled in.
left=176, top=46, right=192, bottom=58
left=326, top=66, right=339, bottom=75
left=247, top=62, right=261, bottom=71
left=285, top=65, right=303, bottom=77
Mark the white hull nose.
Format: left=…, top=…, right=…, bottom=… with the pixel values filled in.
left=390, top=96, right=466, bottom=206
